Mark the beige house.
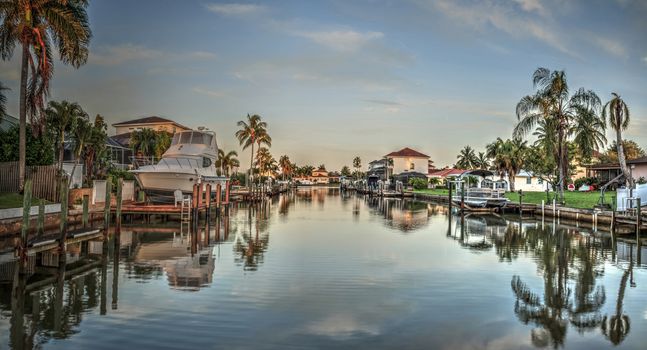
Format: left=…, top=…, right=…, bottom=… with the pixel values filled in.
left=385, top=148, right=431, bottom=175
left=111, top=116, right=191, bottom=148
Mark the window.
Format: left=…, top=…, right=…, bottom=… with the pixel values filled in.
left=409, top=162, right=415, bottom=170
left=203, top=157, right=212, bottom=167
left=171, top=133, right=180, bottom=145
left=538, top=178, right=543, bottom=185
left=526, top=177, right=532, bottom=185
left=180, top=132, right=192, bottom=144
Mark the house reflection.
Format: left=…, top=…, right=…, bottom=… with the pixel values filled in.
left=367, top=198, right=431, bottom=233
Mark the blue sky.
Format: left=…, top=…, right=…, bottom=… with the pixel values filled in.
left=1, top=0, right=646, bottom=170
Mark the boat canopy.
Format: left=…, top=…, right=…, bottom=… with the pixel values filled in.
left=458, top=169, right=494, bottom=178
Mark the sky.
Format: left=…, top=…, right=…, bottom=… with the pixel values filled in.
left=1, top=0, right=646, bottom=171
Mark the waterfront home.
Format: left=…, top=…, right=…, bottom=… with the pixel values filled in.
left=295, top=166, right=337, bottom=184
left=585, top=156, right=647, bottom=187
left=385, top=147, right=432, bottom=175
left=505, top=170, right=551, bottom=192
left=428, top=168, right=467, bottom=182
left=111, top=116, right=191, bottom=148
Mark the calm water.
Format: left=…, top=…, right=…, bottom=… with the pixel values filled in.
left=1, top=188, right=646, bottom=349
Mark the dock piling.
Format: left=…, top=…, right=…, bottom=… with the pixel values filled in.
left=103, top=176, right=112, bottom=230
left=116, top=178, right=123, bottom=228
left=448, top=182, right=453, bottom=211
left=637, top=198, right=642, bottom=241
left=21, top=179, right=33, bottom=253
left=59, top=178, right=69, bottom=249
left=37, top=199, right=45, bottom=236
left=82, top=195, right=89, bottom=228
left=216, top=184, right=222, bottom=216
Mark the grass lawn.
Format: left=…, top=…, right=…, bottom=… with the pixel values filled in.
left=0, top=192, right=49, bottom=210
left=412, top=188, right=612, bottom=210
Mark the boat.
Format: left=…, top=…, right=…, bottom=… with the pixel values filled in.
left=451, top=170, right=509, bottom=211
left=131, top=128, right=228, bottom=203
left=296, top=179, right=314, bottom=186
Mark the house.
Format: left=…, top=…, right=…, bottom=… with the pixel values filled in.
left=428, top=168, right=467, bottom=181
left=628, top=157, right=647, bottom=182
left=111, top=116, right=191, bottom=148
left=296, top=166, right=334, bottom=184
left=506, top=170, right=551, bottom=192
left=384, top=147, right=431, bottom=175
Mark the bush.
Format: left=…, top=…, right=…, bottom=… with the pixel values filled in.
left=638, top=177, right=647, bottom=185
left=574, top=176, right=600, bottom=189
left=408, top=178, right=428, bottom=190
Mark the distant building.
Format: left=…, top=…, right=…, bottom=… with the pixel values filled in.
left=428, top=168, right=466, bottom=181
left=295, top=166, right=338, bottom=184
left=384, top=147, right=431, bottom=175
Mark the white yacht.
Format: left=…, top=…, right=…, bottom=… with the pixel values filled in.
left=131, top=129, right=227, bottom=202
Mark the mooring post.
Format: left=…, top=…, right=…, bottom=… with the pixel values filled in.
left=225, top=180, right=230, bottom=216
left=541, top=200, right=545, bottom=220
left=637, top=198, right=642, bottom=241
left=192, top=183, right=199, bottom=224
left=216, top=184, right=222, bottom=216
left=37, top=199, right=45, bottom=237
left=82, top=195, right=89, bottom=228
left=205, top=183, right=212, bottom=219
left=21, top=179, right=33, bottom=256
left=59, top=178, right=69, bottom=249
left=448, top=181, right=453, bottom=210
left=104, top=176, right=112, bottom=230
left=552, top=198, right=556, bottom=217
left=460, top=181, right=465, bottom=211
left=611, top=195, right=616, bottom=233
left=518, top=190, right=523, bottom=217
left=116, top=178, right=123, bottom=228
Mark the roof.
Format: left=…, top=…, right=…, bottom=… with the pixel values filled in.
left=586, top=162, right=620, bottom=170
left=107, top=136, right=128, bottom=149
left=110, top=132, right=132, bottom=147
left=428, top=168, right=466, bottom=177
left=385, top=147, right=429, bottom=158
left=628, top=156, right=647, bottom=164
left=112, top=116, right=190, bottom=130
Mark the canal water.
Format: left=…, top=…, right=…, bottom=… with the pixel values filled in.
left=1, top=187, right=646, bottom=349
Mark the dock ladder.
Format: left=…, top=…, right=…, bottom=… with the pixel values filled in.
left=175, top=190, right=192, bottom=223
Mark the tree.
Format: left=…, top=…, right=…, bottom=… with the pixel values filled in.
left=0, top=81, right=8, bottom=118
left=599, top=140, right=645, bottom=164
left=475, top=152, right=489, bottom=170
left=82, top=115, right=108, bottom=183
left=340, top=165, right=351, bottom=177
left=572, top=105, right=606, bottom=163
left=0, top=124, right=53, bottom=165
left=515, top=68, right=601, bottom=201
left=0, top=0, right=92, bottom=191
left=70, top=115, right=93, bottom=185
left=602, top=93, right=632, bottom=187
left=154, top=132, right=171, bottom=159
left=130, top=128, right=157, bottom=158
left=45, top=100, right=87, bottom=172
left=486, top=138, right=527, bottom=191
left=352, top=156, right=361, bottom=179
left=217, top=149, right=239, bottom=176
left=455, top=145, right=478, bottom=169
left=235, top=114, right=269, bottom=188
left=278, top=155, right=292, bottom=180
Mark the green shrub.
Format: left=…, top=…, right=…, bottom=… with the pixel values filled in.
left=409, top=178, right=428, bottom=190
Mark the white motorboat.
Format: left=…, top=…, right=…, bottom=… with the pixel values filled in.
left=452, top=170, right=510, bottom=210
left=131, top=129, right=228, bottom=202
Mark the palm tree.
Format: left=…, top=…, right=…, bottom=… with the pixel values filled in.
left=255, top=147, right=274, bottom=178
left=278, top=155, right=292, bottom=180
left=235, top=114, right=268, bottom=188
left=0, top=0, right=92, bottom=191
left=572, top=105, right=606, bottom=163
left=45, top=100, right=86, bottom=173
left=83, top=115, right=107, bottom=183
left=70, top=115, right=92, bottom=185
left=130, top=128, right=157, bottom=158
left=352, top=156, right=361, bottom=179
left=602, top=93, right=632, bottom=187
left=340, top=165, right=351, bottom=177
left=456, top=145, right=478, bottom=169
left=217, top=149, right=239, bottom=176
left=515, top=68, right=601, bottom=201
left=486, top=138, right=527, bottom=191
left=475, top=152, right=489, bottom=170
left=154, top=132, right=171, bottom=159
left=0, top=82, right=8, bottom=119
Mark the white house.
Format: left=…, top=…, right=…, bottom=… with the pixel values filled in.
left=498, top=170, right=551, bottom=192
left=384, top=148, right=431, bottom=175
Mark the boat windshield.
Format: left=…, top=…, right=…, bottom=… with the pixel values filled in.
left=157, top=157, right=202, bottom=168
left=170, top=131, right=214, bottom=146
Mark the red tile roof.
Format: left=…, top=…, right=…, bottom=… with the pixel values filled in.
left=428, top=168, right=466, bottom=177
left=385, top=147, right=429, bottom=158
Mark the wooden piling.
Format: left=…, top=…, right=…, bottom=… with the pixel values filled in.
left=192, top=183, right=199, bottom=223
left=104, top=176, right=112, bottom=229
left=460, top=182, right=465, bottom=211
left=518, top=190, right=523, bottom=216
left=216, top=184, right=222, bottom=214
left=82, top=195, right=89, bottom=228
left=637, top=198, right=642, bottom=241
left=21, top=179, right=33, bottom=249
left=206, top=183, right=212, bottom=211
left=59, top=178, right=69, bottom=248
left=448, top=182, right=453, bottom=211
left=37, top=199, right=45, bottom=236
left=116, top=178, right=123, bottom=227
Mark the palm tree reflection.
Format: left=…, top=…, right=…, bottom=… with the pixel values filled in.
left=601, top=260, right=633, bottom=345
left=234, top=204, right=271, bottom=271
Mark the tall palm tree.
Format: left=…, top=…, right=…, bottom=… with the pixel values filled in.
left=352, top=156, right=361, bottom=179
left=486, top=138, right=527, bottom=191
left=45, top=100, right=86, bottom=172
left=602, top=93, right=632, bottom=187
left=154, top=132, right=171, bottom=159
left=70, top=115, right=92, bottom=185
left=278, top=155, right=292, bottom=180
left=0, top=0, right=92, bottom=191
left=515, top=68, right=601, bottom=201
left=235, top=114, right=268, bottom=188
left=0, top=82, right=8, bottom=119
left=130, top=128, right=157, bottom=158
left=456, top=145, right=478, bottom=169
left=83, top=114, right=107, bottom=183
left=572, top=105, right=606, bottom=163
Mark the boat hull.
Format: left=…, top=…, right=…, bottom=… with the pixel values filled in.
left=133, top=171, right=227, bottom=203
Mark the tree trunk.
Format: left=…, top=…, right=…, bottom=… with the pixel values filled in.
left=59, top=131, right=65, bottom=173
left=557, top=125, right=565, bottom=202
left=18, top=42, right=29, bottom=192
left=248, top=142, right=254, bottom=189
left=616, top=129, right=632, bottom=188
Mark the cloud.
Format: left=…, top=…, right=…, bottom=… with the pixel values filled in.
left=417, top=0, right=575, bottom=56
left=643, top=56, right=647, bottom=63
left=363, top=99, right=402, bottom=106
left=90, top=44, right=217, bottom=66
left=591, top=36, right=628, bottom=58
left=513, top=0, right=546, bottom=15
left=293, top=30, right=384, bottom=52
left=192, top=87, right=225, bottom=97
left=205, top=3, right=266, bottom=16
